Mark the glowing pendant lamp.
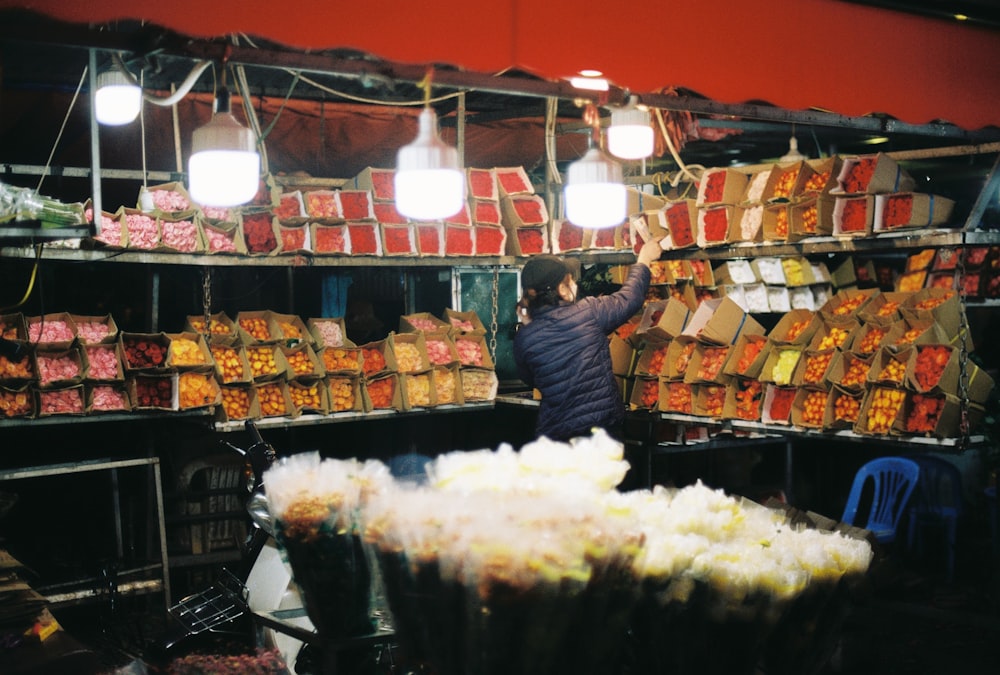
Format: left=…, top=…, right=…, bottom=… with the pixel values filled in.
left=188, top=88, right=260, bottom=207
left=565, top=147, right=626, bottom=229
left=394, top=106, right=465, bottom=221
left=95, top=66, right=142, bottom=126
left=608, top=96, right=654, bottom=160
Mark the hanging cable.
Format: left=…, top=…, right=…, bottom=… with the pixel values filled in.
left=237, top=33, right=468, bottom=107
left=112, top=52, right=211, bottom=107
left=258, top=71, right=301, bottom=142
left=0, top=245, right=43, bottom=312
left=36, top=67, right=87, bottom=193
left=139, top=69, right=148, bottom=189
left=652, top=108, right=705, bottom=185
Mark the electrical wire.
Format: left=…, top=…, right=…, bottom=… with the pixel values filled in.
left=139, top=70, right=148, bottom=189
left=113, top=52, right=211, bottom=107
left=237, top=33, right=468, bottom=107
left=0, top=245, right=43, bottom=313
left=652, top=108, right=705, bottom=185
left=258, top=71, right=301, bottom=142
left=36, top=67, right=88, bottom=193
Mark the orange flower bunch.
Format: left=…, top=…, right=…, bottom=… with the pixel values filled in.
left=833, top=294, right=867, bottom=316
left=286, top=350, right=315, bottom=376
left=673, top=342, right=696, bottom=376
left=803, top=170, right=830, bottom=192
left=801, top=390, right=828, bottom=426
left=840, top=199, right=869, bottom=232
left=734, top=379, right=762, bottom=420
left=690, top=260, right=709, bottom=285
left=0, top=352, right=32, bottom=379
left=817, top=326, right=850, bottom=351
left=803, top=351, right=834, bottom=384
left=362, top=348, right=387, bottom=376
left=876, top=300, right=900, bottom=317
left=866, top=387, right=904, bottom=433
left=239, top=317, right=271, bottom=341
left=649, top=262, right=671, bottom=285
left=768, top=387, right=796, bottom=422
left=0, top=320, right=18, bottom=340
left=883, top=194, right=914, bottom=228
left=257, top=383, right=287, bottom=417
left=784, top=319, right=810, bottom=341
left=772, top=167, right=800, bottom=199
left=914, top=291, right=954, bottom=310
left=840, top=356, right=872, bottom=388
left=170, top=338, right=207, bottom=366
left=247, top=346, right=279, bottom=378
left=646, top=346, right=669, bottom=375
left=893, top=327, right=924, bottom=347
left=367, top=377, right=395, bottom=409
left=855, top=326, right=885, bottom=354
left=842, top=157, right=876, bottom=193
left=833, top=392, right=861, bottom=423
left=0, top=389, right=32, bottom=417
left=322, top=348, right=360, bottom=373
left=221, top=387, right=251, bottom=420
left=736, top=337, right=766, bottom=374
left=179, top=372, right=216, bottom=409
left=666, top=382, right=693, bottom=413
left=290, top=383, right=322, bottom=410
left=914, top=345, right=951, bottom=389
left=702, top=171, right=727, bottom=202
left=702, top=208, right=729, bottom=242
left=905, top=394, right=944, bottom=433
left=774, top=209, right=789, bottom=238
left=279, top=321, right=303, bottom=340
left=877, top=357, right=907, bottom=383
left=434, top=369, right=456, bottom=404
left=702, top=385, right=725, bottom=417
left=696, top=347, right=728, bottom=381
left=639, top=379, right=659, bottom=408
left=188, top=317, right=232, bottom=336
left=617, top=321, right=639, bottom=341
left=800, top=204, right=818, bottom=233
left=211, top=346, right=247, bottom=383
left=328, top=378, right=356, bottom=412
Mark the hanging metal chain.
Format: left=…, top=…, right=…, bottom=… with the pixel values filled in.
left=956, top=240, right=971, bottom=452
left=201, top=267, right=213, bottom=338
left=488, top=265, right=499, bottom=361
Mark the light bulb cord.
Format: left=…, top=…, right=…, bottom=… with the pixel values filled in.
left=417, top=67, right=434, bottom=108
left=112, top=52, right=211, bottom=107
left=653, top=108, right=705, bottom=184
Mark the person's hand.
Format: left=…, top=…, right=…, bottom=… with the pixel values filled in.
left=636, top=238, right=662, bottom=267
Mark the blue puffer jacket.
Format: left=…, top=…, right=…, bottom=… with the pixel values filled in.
left=513, top=263, right=651, bottom=441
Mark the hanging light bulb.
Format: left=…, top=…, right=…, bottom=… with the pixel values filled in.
left=395, top=106, right=465, bottom=221
left=188, top=88, right=260, bottom=207
left=608, top=96, right=654, bottom=160
left=95, top=65, right=141, bottom=126
left=780, top=135, right=807, bottom=163
left=565, top=146, right=626, bottom=229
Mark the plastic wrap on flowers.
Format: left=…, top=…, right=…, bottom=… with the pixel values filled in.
left=363, top=485, right=643, bottom=675
left=613, top=484, right=873, bottom=675
left=262, top=453, right=392, bottom=638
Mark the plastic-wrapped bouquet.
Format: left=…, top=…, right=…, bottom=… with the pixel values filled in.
left=263, top=453, right=392, bottom=637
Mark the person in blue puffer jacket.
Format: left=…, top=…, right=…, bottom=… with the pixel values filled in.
left=513, top=239, right=662, bottom=441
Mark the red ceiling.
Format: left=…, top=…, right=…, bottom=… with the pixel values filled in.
left=5, top=0, right=1000, bottom=130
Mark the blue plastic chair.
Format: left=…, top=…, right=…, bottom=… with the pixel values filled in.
left=906, top=455, right=963, bottom=582
left=841, top=457, right=921, bottom=545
